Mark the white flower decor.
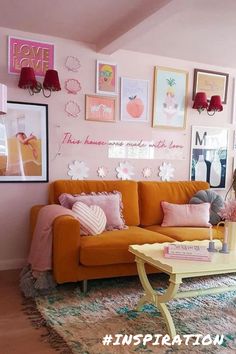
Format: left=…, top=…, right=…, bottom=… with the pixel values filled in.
left=116, top=161, right=135, bottom=180
left=97, top=166, right=108, bottom=178
left=142, top=167, right=152, bottom=179
left=68, top=161, right=89, bottom=180
left=158, top=162, right=175, bottom=181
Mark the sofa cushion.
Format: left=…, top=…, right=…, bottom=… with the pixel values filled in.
left=189, top=189, right=224, bottom=225
left=138, top=181, right=209, bottom=226
left=80, top=226, right=175, bottom=266
left=161, top=201, right=211, bottom=227
left=144, top=225, right=223, bottom=241
left=49, top=180, right=140, bottom=226
left=72, top=202, right=107, bottom=235
left=59, top=191, right=126, bottom=230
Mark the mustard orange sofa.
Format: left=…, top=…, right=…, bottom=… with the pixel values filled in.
left=30, top=180, right=223, bottom=290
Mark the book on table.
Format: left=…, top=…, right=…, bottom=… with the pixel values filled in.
left=164, top=244, right=212, bottom=262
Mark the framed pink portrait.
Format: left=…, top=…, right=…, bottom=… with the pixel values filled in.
left=96, top=61, right=117, bottom=95
left=85, top=95, right=116, bottom=122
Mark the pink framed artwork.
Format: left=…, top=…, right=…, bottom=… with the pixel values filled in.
left=85, top=95, right=116, bottom=122
left=96, top=61, right=117, bottom=95
left=8, top=36, right=54, bottom=77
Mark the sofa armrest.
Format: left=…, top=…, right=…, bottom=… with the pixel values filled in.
left=52, top=216, right=81, bottom=283
left=30, top=205, right=46, bottom=239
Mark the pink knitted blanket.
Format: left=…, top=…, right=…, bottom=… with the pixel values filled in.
left=28, top=204, right=77, bottom=271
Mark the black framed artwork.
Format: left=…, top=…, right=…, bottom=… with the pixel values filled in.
left=0, top=101, right=48, bottom=182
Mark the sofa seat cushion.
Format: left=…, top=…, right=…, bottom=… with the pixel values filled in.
left=80, top=226, right=175, bottom=266
left=144, top=225, right=223, bottom=241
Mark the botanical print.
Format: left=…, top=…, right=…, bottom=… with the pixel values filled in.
left=85, top=95, right=116, bottom=122
left=190, top=126, right=228, bottom=189
left=96, top=61, right=117, bottom=95
left=153, top=66, right=188, bottom=129
left=8, top=36, right=54, bottom=76
left=0, top=102, right=48, bottom=182
left=120, top=77, right=149, bottom=122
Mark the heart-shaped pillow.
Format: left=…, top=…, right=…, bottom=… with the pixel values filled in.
left=72, top=201, right=107, bottom=235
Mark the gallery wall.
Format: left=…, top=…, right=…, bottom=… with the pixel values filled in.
left=0, top=25, right=235, bottom=269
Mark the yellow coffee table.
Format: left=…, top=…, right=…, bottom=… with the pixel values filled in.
left=129, top=240, right=236, bottom=338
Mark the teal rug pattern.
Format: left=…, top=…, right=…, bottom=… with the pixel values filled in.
left=35, top=274, right=236, bottom=354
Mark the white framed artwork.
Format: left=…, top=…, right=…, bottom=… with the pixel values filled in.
left=120, top=77, right=149, bottom=123
left=190, top=126, right=228, bottom=190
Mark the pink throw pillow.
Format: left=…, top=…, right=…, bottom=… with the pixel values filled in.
left=59, top=191, right=126, bottom=230
left=161, top=201, right=211, bottom=227
left=72, top=202, right=107, bottom=235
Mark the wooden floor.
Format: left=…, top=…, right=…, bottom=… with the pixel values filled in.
left=0, top=269, right=56, bottom=354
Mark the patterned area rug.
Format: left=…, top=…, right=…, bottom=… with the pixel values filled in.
left=30, top=274, right=236, bottom=354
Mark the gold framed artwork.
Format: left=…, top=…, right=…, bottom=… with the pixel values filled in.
left=192, top=68, right=229, bottom=104
left=152, top=66, right=188, bottom=129
left=85, top=94, right=116, bottom=122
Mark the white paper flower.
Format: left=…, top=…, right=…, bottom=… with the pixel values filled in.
left=116, top=161, right=135, bottom=180
left=68, top=161, right=89, bottom=180
left=158, top=162, right=175, bottom=181
left=142, top=167, right=152, bottom=178
left=97, top=166, right=108, bottom=178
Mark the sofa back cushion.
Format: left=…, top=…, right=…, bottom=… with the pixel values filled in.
left=49, top=180, right=140, bottom=226
left=138, top=181, right=209, bottom=226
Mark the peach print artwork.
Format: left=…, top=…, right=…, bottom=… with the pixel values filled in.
left=85, top=95, right=116, bottom=122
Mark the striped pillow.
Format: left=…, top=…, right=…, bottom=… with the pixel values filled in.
left=72, top=201, right=107, bottom=235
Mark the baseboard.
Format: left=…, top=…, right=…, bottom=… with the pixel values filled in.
left=0, top=258, right=26, bottom=270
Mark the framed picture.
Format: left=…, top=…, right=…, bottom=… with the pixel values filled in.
left=120, top=77, right=149, bottom=123
left=152, top=66, right=188, bottom=129
left=96, top=60, right=117, bottom=95
left=0, top=101, right=48, bottom=182
left=192, top=68, right=229, bottom=104
left=8, top=36, right=54, bottom=76
left=85, top=95, right=116, bottom=122
left=190, top=126, right=228, bottom=189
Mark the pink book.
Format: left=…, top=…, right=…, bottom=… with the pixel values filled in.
left=163, top=246, right=212, bottom=262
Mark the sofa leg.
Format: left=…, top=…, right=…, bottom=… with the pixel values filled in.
left=81, top=280, right=88, bottom=293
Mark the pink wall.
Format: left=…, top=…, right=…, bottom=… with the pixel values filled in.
left=0, top=26, right=235, bottom=269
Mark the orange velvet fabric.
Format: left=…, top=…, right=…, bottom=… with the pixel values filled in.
left=49, top=180, right=140, bottom=226
left=29, top=180, right=220, bottom=284
left=138, top=181, right=209, bottom=226
left=80, top=226, right=175, bottom=266
left=144, top=225, right=224, bottom=242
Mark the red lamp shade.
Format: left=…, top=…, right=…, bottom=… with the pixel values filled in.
left=208, top=95, right=223, bottom=112
left=18, top=67, right=37, bottom=89
left=192, top=92, right=208, bottom=110
left=43, top=70, right=61, bottom=91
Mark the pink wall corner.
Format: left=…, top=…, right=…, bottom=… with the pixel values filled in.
left=0, top=25, right=235, bottom=269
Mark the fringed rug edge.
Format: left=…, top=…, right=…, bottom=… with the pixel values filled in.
left=22, top=296, right=74, bottom=354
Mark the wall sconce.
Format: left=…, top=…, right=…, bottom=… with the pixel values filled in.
left=18, top=67, right=61, bottom=98
left=0, top=83, right=7, bottom=114
left=192, top=92, right=223, bottom=116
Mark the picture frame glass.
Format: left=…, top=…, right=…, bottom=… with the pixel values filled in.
left=85, top=95, right=116, bottom=122
left=0, top=101, right=48, bottom=182
left=120, top=77, right=149, bottom=123
left=152, top=67, right=188, bottom=129
left=190, top=126, right=228, bottom=189
left=96, top=61, right=117, bottom=95
left=193, top=69, right=229, bottom=104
